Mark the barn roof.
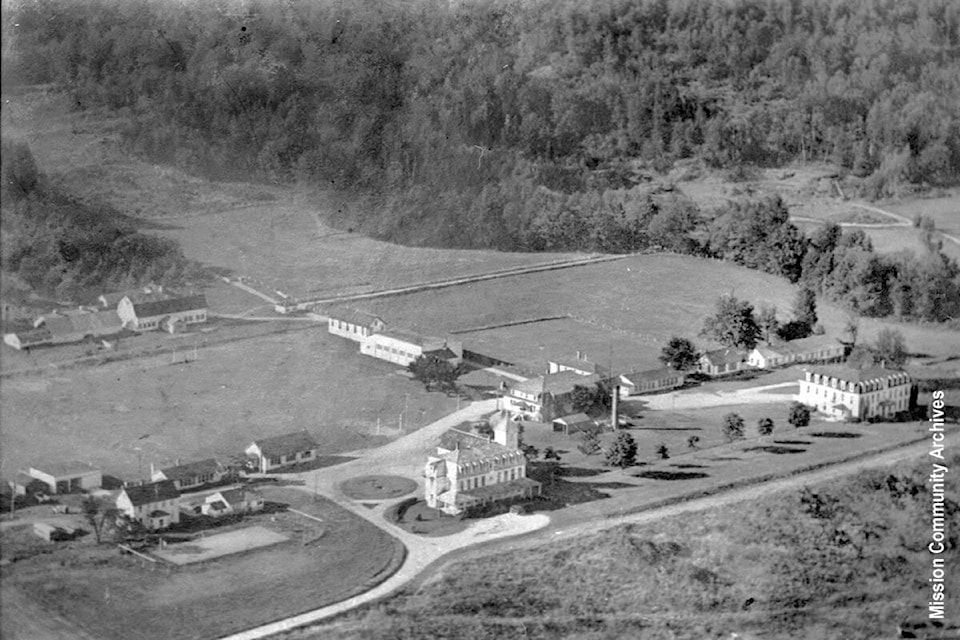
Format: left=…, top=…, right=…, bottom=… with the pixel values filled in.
left=158, top=458, right=221, bottom=482
left=251, top=431, right=318, bottom=457
left=131, top=294, right=207, bottom=319
left=122, top=480, right=180, bottom=506
left=29, top=461, right=101, bottom=478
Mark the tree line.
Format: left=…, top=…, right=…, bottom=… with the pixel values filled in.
left=1, top=140, right=204, bottom=303
left=4, top=0, right=959, bottom=319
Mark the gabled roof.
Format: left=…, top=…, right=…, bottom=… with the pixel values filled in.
left=122, top=480, right=180, bottom=506
left=621, top=366, right=683, bottom=384
left=423, top=346, right=459, bottom=360
left=30, top=461, right=100, bottom=477
left=215, top=488, right=260, bottom=506
left=511, top=371, right=601, bottom=398
left=99, top=285, right=166, bottom=308
left=549, top=357, right=608, bottom=375
left=439, top=428, right=490, bottom=451
left=701, top=348, right=746, bottom=366
left=376, top=327, right=431, bottom=346
left=753, top=345, right=786, bottom=358
left=43, top=310, right=121, bottom=337
left=158, top=458, right=221, bottom=482
left=552, top=412, right=594, bottom=426
left=327, top=307, right=383, bottom=326
left=437, top=438, right=518, bottom=465
left=251, top=431, right=318, bottom=457
left=131, top=294, right=207, bottom=319
left=778, top=334, right=844, bottom=354
left=6, top=328, right=52, bottom=345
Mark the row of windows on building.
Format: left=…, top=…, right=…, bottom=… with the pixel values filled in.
left=333, top=320, right=364, bottom=334
left=635, top=377, right=681, bottom=390
left=268, top=450, right=314, bottom=466
left=806, top=383, right=909, bottom=404
left=374, top=343, right=417, bottom=360
left=459, top=467, right=524, bottom=491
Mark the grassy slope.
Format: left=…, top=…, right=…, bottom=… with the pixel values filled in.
left=301, top=453, right=960, bottom=640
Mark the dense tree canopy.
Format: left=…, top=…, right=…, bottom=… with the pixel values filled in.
left=4, top=0, right=960, bottom=320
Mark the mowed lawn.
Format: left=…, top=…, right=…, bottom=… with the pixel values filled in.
left=1, top=489, right=404, bottom=640
left=0, top=327, right=458, bottom=480
left=153, top=200, right=590, bottom=300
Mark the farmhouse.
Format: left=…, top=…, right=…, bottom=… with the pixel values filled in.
left=618, top=366, right=685, bottom=397
left=326, top=308, right=386, bottom=342
left=201, top=488, right=264, bottom=517
left=798, top=365, right=912, bottom=421
left=360, top=328, right=463, bottom=367
left=117, top=293, right=207, bottom=332
left=151, top=458, right=226, bottom=491
left=699, top=348, right=747, bottom=377
left=245, top=431, right=319, bottom=473
left=22, top=461, right=102, bottom=495
left=505, top=371, right=602, bottom=422
left=116, top=480, right=181, bottom=530
left=424, top=412, right=540, bottom=515
left=547, top=353, right=609, bottom=377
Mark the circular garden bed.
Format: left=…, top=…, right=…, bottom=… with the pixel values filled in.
left=340, top=474, right=418, bottom=500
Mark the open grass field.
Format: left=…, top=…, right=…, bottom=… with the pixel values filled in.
left=0, top=488, right=404, bottom=640
left=0, top=327, right=458, bottom=481
left=2, top=90, right=590, bottom=301
left=348, top=252, right=960, bottom=367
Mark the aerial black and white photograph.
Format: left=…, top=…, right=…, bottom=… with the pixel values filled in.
left=0, top=0, right=958, bottom=638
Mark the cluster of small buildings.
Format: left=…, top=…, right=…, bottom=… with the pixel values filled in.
left=699, top=335, right=846, bottom=377
left=10, top=430, right=321, bottom=533
left=2, top=284, right=208, bottom=351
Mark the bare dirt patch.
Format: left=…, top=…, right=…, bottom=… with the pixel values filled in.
left=152, top=525, right=289, bottom=565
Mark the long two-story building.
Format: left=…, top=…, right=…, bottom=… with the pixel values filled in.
left=797, top=365, right=912, bottom=421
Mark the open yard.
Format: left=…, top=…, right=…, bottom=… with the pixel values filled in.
left=0, top=327, right=459, bottom=481
left=0, top=488, right=404, bottom=640
left=516, top=414, right=931, bottom=527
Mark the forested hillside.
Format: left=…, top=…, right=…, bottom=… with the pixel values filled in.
left=0, top=140, right=203, bottom=302
left=4, top=0, right=960, bottom=318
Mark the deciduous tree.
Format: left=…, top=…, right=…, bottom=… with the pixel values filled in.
left=702, top=295, right=761, bottom=350
left=788, top=402, right=812, bottom=428
left=659, top=336, right=699, bottom=371
left=722, top=413, right=745, bottom=441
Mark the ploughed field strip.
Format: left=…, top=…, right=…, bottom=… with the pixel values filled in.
left=151, top=526, right=289, bottom=565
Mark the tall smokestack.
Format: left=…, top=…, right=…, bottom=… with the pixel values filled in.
left=611, top=384, right=619, bottom=430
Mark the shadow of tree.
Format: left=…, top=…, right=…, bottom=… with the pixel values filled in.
left=774, top=439, right=812, bottom=445
left=808, top=432, right=862, bottom=438
left=633, top=470, right=711, bottom=480
left=743, top=446, right=806, bottom=455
